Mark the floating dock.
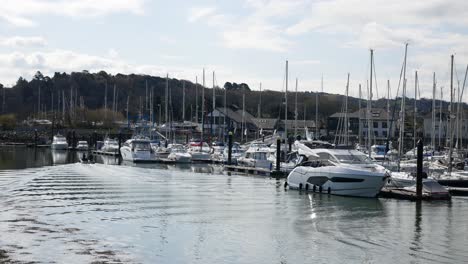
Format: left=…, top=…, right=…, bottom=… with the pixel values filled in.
left=92, top=150, right=120, bottom=156
left=379, top=187, right=451, bottom=201
left=446, top=187, right=468, bottom=196
left=224, top=165, right=272, bottom=176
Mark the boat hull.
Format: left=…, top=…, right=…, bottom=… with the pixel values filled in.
left=287, top=166, right=388, bottom=198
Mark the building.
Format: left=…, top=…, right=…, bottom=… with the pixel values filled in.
left=252, top=118, right=316, bottom=135
left=328, top=108, right=396, bottom=142
left=205, top=106, right=257, bottom=138
left=422, top=112, right=468, bottom=146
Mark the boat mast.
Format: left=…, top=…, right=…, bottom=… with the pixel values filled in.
left=224, top=81, right=227, bottom=140
left=212, top=71, right=215, bottom=138
left=459, top=65, right=468, bottom=148
left=414, top=71, right=418, bottom=155
left=316, top=75, right=321, bottom=139
left=202, top=69, right=205, bottom=147
left=104, top=80, right=107, bottom=120
left=257, top=82, right=262, bottom=118
left=165, top=74, right=169, bottom=139
left=457, top=65, right=468, bottom=148
left=195, top=76, right=199, bottom=123
left=439, top=87, right=443, bottom=148
left=397, top=44, right=408, bottom=171
left=241, top=87, right=245, bottom=142
left=345, top=73, right=350, bottom=146
left=126, top=95, right=129, bottom=128
left=387, top=80, right=390, bottom=141
left=145, top=80, right=148, bottom=116
left=165, top=74, right=169, bottom=125
left=358, top=84, right=362, bottom=146
left=448, top=55, right=454, bottom=175
left=182, top=80, right=186, bottom=122
left=431, top=72, right=436, bottom=150
left=294, top=78, right=298, bottom=137
left=285, top=60, right=288, bottom=140
left=368, top=50, right=374, bottom=158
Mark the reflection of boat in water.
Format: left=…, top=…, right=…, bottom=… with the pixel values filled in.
left=52, top=149, right=68, bottom=165
left=93, top=153, right=120, bottom=165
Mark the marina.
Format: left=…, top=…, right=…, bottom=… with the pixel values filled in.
left=1, top=1, right=468, bottom=262
left=0, top=147, right=467, bottom=263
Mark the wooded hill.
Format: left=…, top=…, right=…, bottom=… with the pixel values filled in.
left=0, top=71, right=443, bottom=126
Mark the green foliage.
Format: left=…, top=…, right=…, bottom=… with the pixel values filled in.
left=0, top=114, right=16, bottom=130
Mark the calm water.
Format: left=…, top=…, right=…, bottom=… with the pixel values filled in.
left=0, top=147, right=467, bottom=263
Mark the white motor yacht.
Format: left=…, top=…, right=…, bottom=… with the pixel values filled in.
left=150, top=140, right=170, bottom=160
left=187, top=141, right=212, bottom=162
left=237, top=143, right=272, bottom=169
left=101, top=137, right=119, bottom=153
left=120, top=138, right=155, bottom=163
left=76, top=141, right=89, bottom=151
left=51, top=134, right=68, bottom=150
left=220, top=143, right=244, bottom=164
left=287, top=148, right=389, bottom=197
left=167, top=144, right=192, bottom=163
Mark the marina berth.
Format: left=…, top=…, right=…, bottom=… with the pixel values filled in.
left=187, top=141, right=212, bottom=162
left=101, top=137, right=119, bottom=153
left=120, top=137, right=156, bottom=163
left=76, top=140, right=89, bottom=151
left=51, top=134, right=68, bottom=150
left=287, top=148, right=389, bottom=198
left=166, top=144, right=192, bottom=163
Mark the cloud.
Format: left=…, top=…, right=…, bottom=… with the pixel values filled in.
left=0, top=49, right=233, bottom=87
left=187, top=7, right=217, bottom=23
left=0, top=36, right=47, bottom=47
left=188, top=0, right=308, bottom=52
left=292, top=59, right=321, bottom=65
left=222, top=23, right=292, bottom=52
left=0, top=0, right=146, bottom=27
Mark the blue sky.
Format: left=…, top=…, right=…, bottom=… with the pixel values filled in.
left=0, top=0, right=467, bottom=101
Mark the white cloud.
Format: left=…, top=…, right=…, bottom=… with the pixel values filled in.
left=0, top=49, right=233, bottom=88
left=0, top=0, right=146, bottom=27
left=292, top=59, right=321, bottom=65
left=0, top=36, right=47, bottom=47
left=188, top=0, right=308, bottom=52
left=187, top=7, right=217, bottom=23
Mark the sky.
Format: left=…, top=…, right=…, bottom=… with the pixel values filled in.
left=0, top=0, right=468, bottom=101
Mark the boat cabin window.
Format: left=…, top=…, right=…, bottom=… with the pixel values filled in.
left=333, top=153, right=372, bottom=164
left=133, top=142, right=150, bottom=151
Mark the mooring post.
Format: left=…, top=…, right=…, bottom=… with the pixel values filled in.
left=288, top=136, right=293, bottom=153
left=227, top=131, right=233, bottom=165
left=186, top=134, right=189, bottom=145
left=34, top=129, right=38, bottom=147
left=416, top=139, right=423, bottom=200
left=118, top=132, right=122, bottom=156
left=93, top=131, right=97, bottom=149
left=276, top=137, right=281, bottom=171
left=72, top=130, right=76, bottom=150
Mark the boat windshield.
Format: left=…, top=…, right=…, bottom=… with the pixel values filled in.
left=246, top=152, right=268, bottom=160
left=133, top=142, right=150, bottom=151
left=54, top=136, right=66, bottom=142
left=171, top=146, right=185, bottom=153
left=333, top=152, right=373, bottom=164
